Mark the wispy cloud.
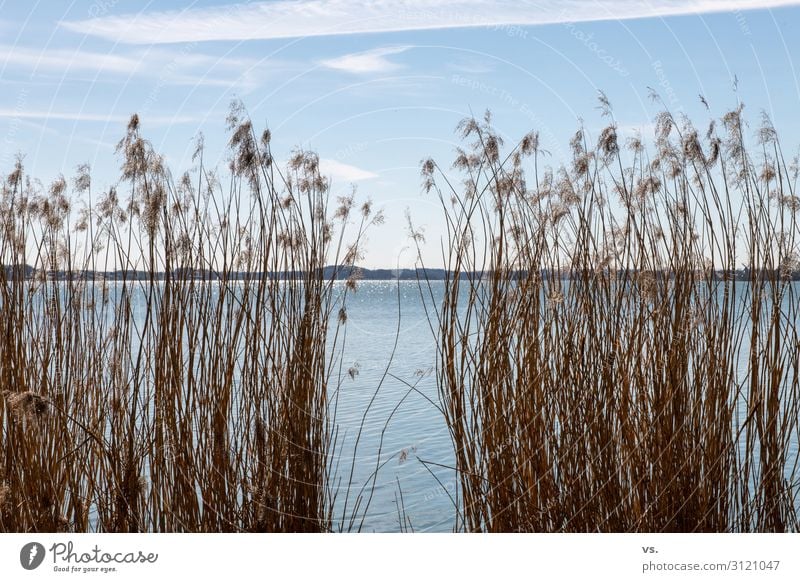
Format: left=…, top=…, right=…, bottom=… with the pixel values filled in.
left=319, top=158, right=377, bottom=182
left=321, top=46, right=410, bottom=74
left=61, top=0, right=800, bottom=44
left=1, top=45, right=142, bottom=74
left=0, top=108, right=202, bottom=124
left=448, top=58, right=496, bottom=75
left=0, top=44, right=266, bottom=88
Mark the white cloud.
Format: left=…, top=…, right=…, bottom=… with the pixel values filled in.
left=0, top=45, right=142, bottom=74
left=321, top=46, right=410, bottom=74
left=448, top=58, right=495, bottom=75
left=60, top=0, right=800, bottom=44
left=0, top=45, right=265, bottom=88
left=319, top=158, right=378, bottom=182
left=0, top=108, right=201, bottom=124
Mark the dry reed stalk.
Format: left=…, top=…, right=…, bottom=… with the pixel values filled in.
left=0, top=103, right=381, bottom=533
left=419, top=102, right=800, bottom=532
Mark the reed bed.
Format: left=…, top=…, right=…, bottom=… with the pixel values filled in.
left=420, top=97, right=800, bottom=532
left=0, top=103, right=380, bottom=532
left=3, top=96, right=800, bottom=534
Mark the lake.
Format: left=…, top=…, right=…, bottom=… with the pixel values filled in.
left=328, top=280, right=455, bottom=532
left=9, top=277, right=800, bottom=532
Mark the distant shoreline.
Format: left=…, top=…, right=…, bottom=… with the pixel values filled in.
left=4, top=264, right=799, bottom=282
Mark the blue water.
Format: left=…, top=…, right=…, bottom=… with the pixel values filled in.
left=329, top=279, right=800, bottom=531
left=11, top=278, right=800, bottom=531
left=329, top=281, right=456, bottom=532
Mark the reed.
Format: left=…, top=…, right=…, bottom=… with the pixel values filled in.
left=0, top=103, right=380, bottom=532
left=419, top=98, right=800, bottom=532
left=3, top=96, right=799, bottom=533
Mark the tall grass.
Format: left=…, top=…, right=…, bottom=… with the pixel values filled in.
left=3, top=96, right=800, bottom=534
left=0, top=103, right=380, bottom=532
left=419, top=98, right=800, bottom=532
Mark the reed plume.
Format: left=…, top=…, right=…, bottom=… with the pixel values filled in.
left=0, top=102, right=380, bottom=532
left=420, top=99, right=800, bottom=532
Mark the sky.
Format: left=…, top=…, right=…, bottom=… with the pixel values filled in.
left=2, top=0, right=800, bottom=268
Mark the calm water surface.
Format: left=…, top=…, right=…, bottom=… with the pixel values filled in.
left=330, top=281, right=455, bottom=532
left=21, top=279, right=800, bottom=531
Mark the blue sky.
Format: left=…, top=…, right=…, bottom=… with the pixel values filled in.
left=2, top=0, right=800, bottom=267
